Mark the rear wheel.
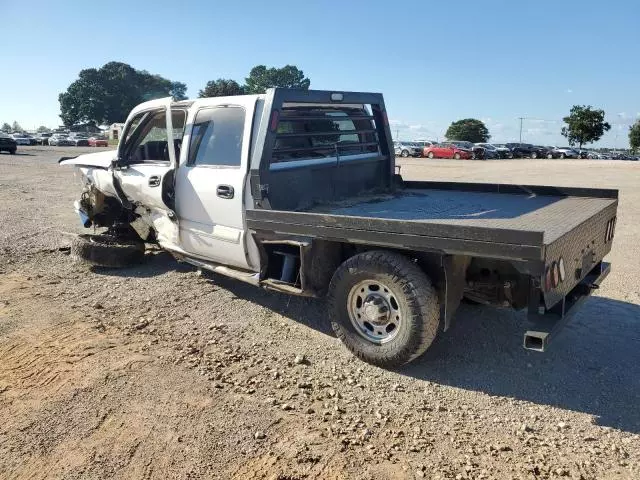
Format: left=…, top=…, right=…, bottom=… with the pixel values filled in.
left=427, top=152, right=435, bottom=159
left=401, top=149, right=409, bottom=158
left=328, top=250, right=440, bottom=368
left=547, top=153, right=553, bottom=159
left=10, top=148, right=16, bottom=155
left=560, top=153, right=566, bottom=159
left=531, top=151, right=538, bottom=159
left=454, top=153, right=461, bottom=160
left=71, top=234, right=145, bottom=268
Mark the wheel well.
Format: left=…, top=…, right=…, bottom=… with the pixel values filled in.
left=260, top=240, right=451, bottom=298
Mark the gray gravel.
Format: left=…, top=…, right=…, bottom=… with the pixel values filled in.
left=0, top=147, right=638, bottom=479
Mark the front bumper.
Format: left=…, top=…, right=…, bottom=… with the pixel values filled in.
left=523, top=261, right=610, bottom=351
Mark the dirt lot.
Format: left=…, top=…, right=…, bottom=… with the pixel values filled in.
left=0, top=146, right=638, bottom=480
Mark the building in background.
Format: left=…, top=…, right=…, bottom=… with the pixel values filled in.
left=108, top=123, right=125, bottom=141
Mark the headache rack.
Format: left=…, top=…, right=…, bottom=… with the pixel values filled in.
left=249, top=89, right=396, bottom=211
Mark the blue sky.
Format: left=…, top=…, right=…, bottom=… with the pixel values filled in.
left=2, top=0, right=639, bottom=147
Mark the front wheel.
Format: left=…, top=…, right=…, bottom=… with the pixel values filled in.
left=547, top=153, right=553, bottom=159
left=71, top=234, right=145, bottom=268
left=427, top=152, right=435, bottom=159
left=327, top=251, right=440, bottom=368
left=560, top=153, right=566, bottom=159
left=453, top=153, right=461, bottom=160
left=9, top=148, right=16, bottom=155
left=401, top=149, right=409, bottom=158
left=531, top=152, right=538, bottom=159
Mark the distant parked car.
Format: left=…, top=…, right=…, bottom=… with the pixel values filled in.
left=88, top=136, right=109, bottom=147
left=48, top=134, right=75, bottom=146
left=36, top=132, right=53, bottom=145
left=549, top=146, right=580, bottom=159
left=394, top=141, right=423, bottom=157
left=448, top=140, right=487, bottom=159
left=530, top=145, right=552, bottom=159
left=412, top=140, right=438, bottom=149
left=424, top=142, right=473, bottom=159
left=473, top=143, right=502, bottom=159
left=69, top=133, right=90, bottom=146
left=11, top=133, right=35, bottom=146
left=0, top=132, right=17, bottom=154
left=489, top=143, right=514, bottom=159
left=504, top=143, right=536, bottom=158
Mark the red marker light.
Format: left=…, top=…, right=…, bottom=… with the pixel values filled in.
left=269, top=110, right=279, bottom=132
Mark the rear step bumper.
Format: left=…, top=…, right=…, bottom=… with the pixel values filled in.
left=523, top=262, right=610, bottom=352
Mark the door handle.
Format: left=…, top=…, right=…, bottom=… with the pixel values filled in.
left=148, top=175, right=161, bottom=187
left=216, top=184, right=234, bottom=199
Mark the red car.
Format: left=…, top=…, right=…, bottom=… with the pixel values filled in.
left=88, top=137, right=109, bottom=147
left=423, top=142, right=473, bottom=159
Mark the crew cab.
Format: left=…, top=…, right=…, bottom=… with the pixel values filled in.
left=60, top=89, right=618, bottom=367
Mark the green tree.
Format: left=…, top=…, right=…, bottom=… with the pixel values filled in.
left=244, top=65, right=310, bottom=94
left=1, top=123, right=11, bottom=132
left=170, top=81, right=188, bottom=101
left=445, top=118, right=490, bottom=143
left=199, top=79, right=245, bottom=98
left=36, top=125, right=51, bottom=133
left=58, top=62, right=188, bottom=126
left=561, top=105, right=611, bottom=151
left=630, top=120, right=640, bottom=153
left=12, top=121, right=23, bottom=132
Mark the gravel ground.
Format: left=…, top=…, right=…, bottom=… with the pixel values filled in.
left=0, top=147, right=638, bottom=479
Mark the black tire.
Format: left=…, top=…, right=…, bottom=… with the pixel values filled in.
left=327, top=250, right=440, bottom=368
left=9, top=148, right=16, bottom=155
left=547, top=153, right=553, bottom=159
left=531, top=152, right=537, bottom=159
left=560, top=153, right=566, bottom=159
left=71, top=234, right=145, bottom=268
left=401, top=149, right=409, bottom=158
left=427, top=152, right=435, bottom=159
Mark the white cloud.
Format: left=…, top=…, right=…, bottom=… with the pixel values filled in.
left=567, top=89, right=573, bottom=93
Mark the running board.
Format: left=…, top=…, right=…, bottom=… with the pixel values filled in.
left=179, top=256, right=260, bottom=286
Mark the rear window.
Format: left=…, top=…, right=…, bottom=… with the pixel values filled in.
left=272, top=106, right=379, bottom=163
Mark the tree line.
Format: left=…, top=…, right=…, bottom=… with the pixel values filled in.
left=443, top=106, right=622, bottom=152
left=57, top=62, right=310, bottom=127
left=1, top=122, right=53, bottom=133
left=50, top=61, right=640, bottom=152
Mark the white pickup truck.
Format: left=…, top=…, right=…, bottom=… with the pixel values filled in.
left=60, top=88, right=617, bottom=367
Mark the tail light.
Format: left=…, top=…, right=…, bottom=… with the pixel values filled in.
left=269, top=110, right=280, bottom=132
left=558, top=257, right=566, bottom=282
left=543, top=256, right=565, bottom=292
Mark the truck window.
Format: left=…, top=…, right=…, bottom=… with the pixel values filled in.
left=271, top=106, right=378, bottom=163
left=125, top=110, right=186, bottom=164
left=188, top=106, right=245, bottom=167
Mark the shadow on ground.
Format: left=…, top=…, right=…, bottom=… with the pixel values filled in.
left=90, top=251, right=193, bottom=278
left=401, top=297, right=640, bottom=434
left=211, top=271, right=640, bottom=433
left=91, top=252, right=640, bottom=433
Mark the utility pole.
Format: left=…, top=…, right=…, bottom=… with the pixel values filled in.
left=518, top=117, right=524, bottom=143
left=395, top=128, right=399, bottom=140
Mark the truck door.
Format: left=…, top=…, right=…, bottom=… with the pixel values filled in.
left=114, top=98, right=186, bottom=248
left=174, top=96, right=257, bottom=270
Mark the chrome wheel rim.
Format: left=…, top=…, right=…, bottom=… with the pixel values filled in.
left=347, top=280, right=401, bottom=344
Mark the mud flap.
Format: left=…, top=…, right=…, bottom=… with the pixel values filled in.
left=441, top=255, right=470, bottom=331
